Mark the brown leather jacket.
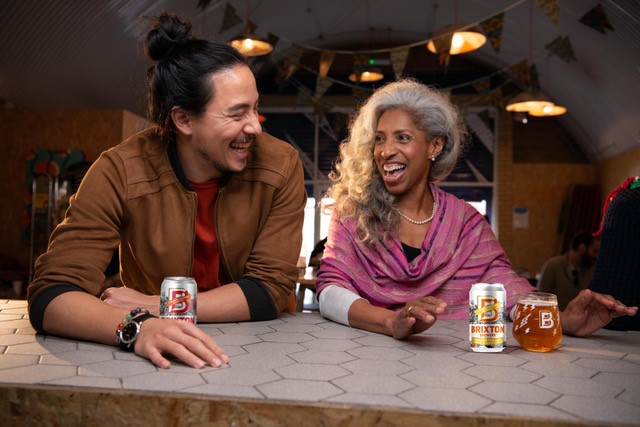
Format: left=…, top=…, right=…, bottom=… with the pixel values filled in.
left=28, top=128, right=306, bottom=330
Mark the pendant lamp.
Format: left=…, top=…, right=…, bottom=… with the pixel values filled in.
left=528, top=104, right=567, bottom=116
left=505, top=90, right=553, bottom=112
left=426, top=23, right=487, bottom=55
left=230, top=23, right=273, bottom=56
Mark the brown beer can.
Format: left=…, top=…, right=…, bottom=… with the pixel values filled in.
left=160, top=276, right=197, bottom=324
left=469, top=283, right=507, bottom=352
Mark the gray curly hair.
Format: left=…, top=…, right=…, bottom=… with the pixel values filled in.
left=325, top=78, right=467, bottom=245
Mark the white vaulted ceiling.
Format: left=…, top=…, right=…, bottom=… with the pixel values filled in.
left=1, top=0, right=639, bottom=161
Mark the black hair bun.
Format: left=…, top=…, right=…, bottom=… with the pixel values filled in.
left=145, top=12, right=192, bottom=61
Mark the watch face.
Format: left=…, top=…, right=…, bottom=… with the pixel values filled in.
left=119, top=321, right=140, bottom=345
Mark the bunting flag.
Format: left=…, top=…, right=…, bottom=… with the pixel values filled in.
left=479, top=12, right=505, bottom=53
left=487, top=87, right=504, bottom=110
left=197, top=0, right=213, bottom=11
left=509, top=59, right=530, bottom=87
left=219, top=3, right=243, bottom=33
left=295, top=85, right=313, bottom=107
left=311, top=97, right=332, bottom=119
left=535, top=0, right=559, bottom=25
left=545, top=36, right=577, bottom=63
left=275, top=44, right=305, bottom=89
left=431, top=33, right=453, bottom=67
left=315, top=76, right=333, bottom=99
left=473, top=78, right=491, bottom=93
left=579, top=3, right=614, bottom=34
left=390, top=48, right=410, bottom=79
left=318, top=51, right=336, bottom=79
left=529, top=64, right=541, bottom=89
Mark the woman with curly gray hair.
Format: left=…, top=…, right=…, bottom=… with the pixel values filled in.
left=315, top=79, right=636, bottom=340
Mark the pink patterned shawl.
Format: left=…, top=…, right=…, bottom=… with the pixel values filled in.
left=316, top=184, right=535, bottom=319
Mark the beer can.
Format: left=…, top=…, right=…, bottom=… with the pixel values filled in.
left=160, top=276, right=197, bottom=324
left=469, top=283, right=506, bottom=352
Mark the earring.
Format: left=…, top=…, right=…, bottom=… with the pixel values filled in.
left=431, top=155, right=436, bottom=162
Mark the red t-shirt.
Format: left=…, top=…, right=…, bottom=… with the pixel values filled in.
left=189, top=179, right=224, bottom=291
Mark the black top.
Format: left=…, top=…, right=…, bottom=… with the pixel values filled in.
left=588, top=186, right=640, bottom=331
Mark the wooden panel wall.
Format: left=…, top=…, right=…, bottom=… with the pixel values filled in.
left=0, top=109, right=149, bottom=277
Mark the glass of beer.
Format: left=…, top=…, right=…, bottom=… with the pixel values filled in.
left=512, top=292, right=562, bottom=352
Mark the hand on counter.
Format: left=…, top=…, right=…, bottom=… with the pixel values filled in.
left=560, top=289, right=638, bottom=337
left=390, top=297, right=447, bottom=339
left=101, top=287, right=160, bottom=316
left=136, top=318, right=228, bottom=369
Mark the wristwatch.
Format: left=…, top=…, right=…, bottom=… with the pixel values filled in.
left=116, top=313, right=156, bottom=351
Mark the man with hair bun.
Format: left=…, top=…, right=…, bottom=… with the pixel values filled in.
left=27, top=12, right=306, bottom=369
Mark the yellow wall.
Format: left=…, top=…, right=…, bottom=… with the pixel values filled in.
left=597, top=145, right=640, bottom=203
left=509, top=163, right=596, bottom=277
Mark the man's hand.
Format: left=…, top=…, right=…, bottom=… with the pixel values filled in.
left=561, top=289, right=638, bottom=337
left=101, top=287, right=161, bottom=316
left=135, top=318, right=228, bottom=369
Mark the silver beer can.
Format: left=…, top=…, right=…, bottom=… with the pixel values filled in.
left=469, top=283, right=506, bottom=352
left=160, top=276, right=197, bottom=324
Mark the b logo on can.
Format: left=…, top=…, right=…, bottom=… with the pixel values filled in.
left=477, top=297, right=500, bottom=322
left=166, top=288, right=191, bottom=314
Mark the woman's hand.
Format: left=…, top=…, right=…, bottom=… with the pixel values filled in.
left=390, top=297, right=447, bottom=339
left=101, top=287, right=161, bottom=316
left=135, top=318, right=229, bottom=369
left=561, top=289, right=638, bottom=337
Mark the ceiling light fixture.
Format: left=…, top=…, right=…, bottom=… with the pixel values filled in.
left=426, top=23, right=487, bottom=55
left=427, top=1, right=486, bottom=56
left=230, top=23, right=273, bottom=56
left=528, top=104, right=567, bottom=117
left=229, top=1, right=272, bottom=57
left=505, top=90, right=553, bottom=112
left=349, top=57, right=385, bottom=83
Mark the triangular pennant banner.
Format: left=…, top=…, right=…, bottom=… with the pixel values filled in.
left=479, top=12, right=505, bottom=53
left=315, top=77, right=333, bottom=98
left=473, top=79, right=491, bottom=94
left=509, top=60, right=531, bottom=87
left=390, top=48, right=410, bottom=79
left=579, top=3, right=614, bottom=34
left=276, top=44, right=305, bottom=88
left=545, top=36, right=577, bottom=63
left=488, top=87, right=504, bottom=110
left=219, top=3, right=243, bottom=33
left=318, top=51, right=336, bottom=79
left=529, top=64, right=541, bottom=89
left=535, top=0, right=559, bottom=25
left=197, top=0, right=214, bottom=11
left=295, top=85, right=313, bottom=107
left=431, top=33, right=453, bottom=67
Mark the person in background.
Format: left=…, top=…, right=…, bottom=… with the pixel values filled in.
left=27, top=12, right=306, bottom=369
left=538, top=231, right=600, bottom=310
left=589, top=176, right=640, bottom=330
left=315, top=79, right=637, bottom=340
left=308, top=237, right=327, bottom=268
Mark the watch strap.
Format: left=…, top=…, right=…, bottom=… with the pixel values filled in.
left=116, top=311, right=157, bottom=351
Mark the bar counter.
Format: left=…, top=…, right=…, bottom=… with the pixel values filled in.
left=1, top=299, right=639, bottom=426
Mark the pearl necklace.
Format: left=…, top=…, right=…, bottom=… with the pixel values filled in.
left=394, top=200, right=437, bottom=225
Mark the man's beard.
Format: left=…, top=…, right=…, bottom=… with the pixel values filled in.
left=197, top=145, right=253, bottom=176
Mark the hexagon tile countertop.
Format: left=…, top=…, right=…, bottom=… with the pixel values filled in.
left=1, top=299, right=640, bottom=426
